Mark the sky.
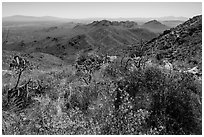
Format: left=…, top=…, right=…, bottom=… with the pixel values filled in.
left=2, top=2, right=202, bottom=19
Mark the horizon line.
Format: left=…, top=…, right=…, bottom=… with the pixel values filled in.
left=3, top=14, right=194, bottom=19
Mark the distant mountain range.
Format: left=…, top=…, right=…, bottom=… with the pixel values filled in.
left=3, top=15, right=71, bottom=22
left=161, top=20, right=184, bottom=28
left=4, top=15, right=56, bottom=21
left=3, top=15, right=188, bottom=23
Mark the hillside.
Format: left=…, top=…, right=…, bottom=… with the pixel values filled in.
left=2, top=50, right=67, bottom=70
left=2, top=21, right=79, bottom=44
left=145, top=15, right=202, bottom=70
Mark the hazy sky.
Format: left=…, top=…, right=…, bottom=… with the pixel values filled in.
left=2, top=2, right=202, bottom=18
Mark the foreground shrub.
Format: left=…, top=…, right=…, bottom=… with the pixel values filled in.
left=2, top=54, right=202, bottom=135
left=147, top=72, right=202, bottom=134
left=103, top=62, right=201, bottom=135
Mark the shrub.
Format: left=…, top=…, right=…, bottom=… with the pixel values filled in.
left=3, top=53, right=201, bottom=135
left=103, top=62, right=201, bottom=135
left=146, top=72, right=202, bottom=134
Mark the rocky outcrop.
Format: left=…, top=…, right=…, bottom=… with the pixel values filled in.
left=88, top=20, right=138, bottom=28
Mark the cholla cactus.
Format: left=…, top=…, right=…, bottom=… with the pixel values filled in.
left=9, top=55, right=30, bottom=88
left=10, top=56, right=29, bottom=70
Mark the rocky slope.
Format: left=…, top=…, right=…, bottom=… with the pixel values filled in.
left=145, top=15, right=202, bottom=70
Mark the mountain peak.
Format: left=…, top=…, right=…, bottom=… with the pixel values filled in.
left=144, top=20, right=163, bottom=25
left=142, top=20, right=169, bottom=33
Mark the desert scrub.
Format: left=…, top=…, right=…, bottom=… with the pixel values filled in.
left=145, top=70, right=202, bottom=134
left=2, top=53, right=202, bottom=135
left=102, top=62, right=201, bottom=135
